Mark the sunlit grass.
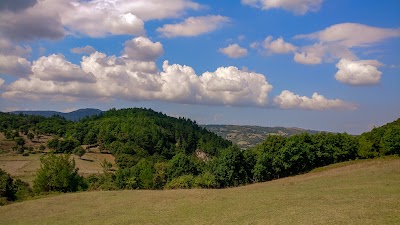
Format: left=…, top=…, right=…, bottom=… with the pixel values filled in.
left=1, top=157, right=399, bottom=225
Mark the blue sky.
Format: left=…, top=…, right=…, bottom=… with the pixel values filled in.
left=0, top=0, right=399, bottom=134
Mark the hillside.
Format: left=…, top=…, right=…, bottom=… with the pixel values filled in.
left=203, top=124, right=320, bottom=149
left=0, top=157, right=399, bottom=225
left=11, top=108, right=102, bottom=121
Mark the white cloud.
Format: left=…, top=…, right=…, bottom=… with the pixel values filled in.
left=0, top=55, right=31, bottom=77
left=241, top=0, right=323, bottom=15
left=294, top=52, right=321, bottom=65
left=219, top=44, right=248, bottom=58
left=3, top=37, right=273, bottom=107
left=274, top=90, right=356, bottom=111
left=61, top=5, right=145, bottom=37
left=199, top=66, right=273, bottom=106
left=0, top=0, right=202, bottom=40
left=335, top=59, right=383, bottom=85
left=71, top=45, right=96, bottom=55
left=157, top=15, right=230, bottom=38
left=0, top=37, right=32, bottom=77
left=32, top=54, right=96, bottom=83
left=263, top=36, right=296, bottom=54
left=108, top=0, right=202, bottom=21
left=296, top=23, right=400, bottom=47
left=0, top=37, right=31, bottom=56
left=0, top=78, right=4, bottom=86
left=123, top=37, right=164, bottom=61
left=294, top=23, right=400, bottom=65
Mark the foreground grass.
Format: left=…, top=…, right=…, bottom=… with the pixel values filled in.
left=1, top=158, right=399, bottom=225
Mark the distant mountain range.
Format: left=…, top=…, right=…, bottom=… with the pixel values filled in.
left=203, top=125, right=320, bottom=149
left=10, top=108, right=103, bottom=121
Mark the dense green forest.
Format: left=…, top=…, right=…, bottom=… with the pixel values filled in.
left=0, top=108, right=399, bottom=204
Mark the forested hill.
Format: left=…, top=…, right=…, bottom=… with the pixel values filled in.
left=0, top=108, right=398, bottom=191
left=358, top=118, right=400, bottom=157
left=203, top=125, right=320, bottom=149
left=10, top=108, right=102, bottom=121
left=1, top=107, right=232, bottom=162
left=69, top=108, right=232, bottom=161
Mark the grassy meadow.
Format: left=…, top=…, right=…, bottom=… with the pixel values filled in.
left=0, top=157, right=399, bottom=225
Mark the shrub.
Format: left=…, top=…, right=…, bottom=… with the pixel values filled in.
left=192, top=172, right=218, bottom=188
left=73, top=146, right=86, bottom=159
left=33, top=154, right=87, bottom=193
left=39, top=144, right=46, bottom=152
left=0, top=168, right=15, bottom=201
left=13, top=179, right=33, bottom=200
left=165, top=175, right=194, bottom=189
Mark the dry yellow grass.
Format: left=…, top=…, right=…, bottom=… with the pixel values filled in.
left=0, top=134, right=115, bottom=184
left=0, top=153, right=115, bottom=184
left=1, top=157, right=399, bottom=225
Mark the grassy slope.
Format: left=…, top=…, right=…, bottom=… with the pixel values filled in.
left=1, top=157, right=399, bottom=225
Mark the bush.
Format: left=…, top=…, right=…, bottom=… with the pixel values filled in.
left=39, top=144, right=46, bottom=152
left=0, top=168, right=15, bottom=201
left=33, top=154, right=87, bottom=193
left=165, top=175, right=194, bottom=189
left=13, top=179, right=33, bottom=200
left=73, top=146, right=86, bottom=159
left=192, top=172, right=218, bottom=188
left=86, top=173, right=117, bottom=191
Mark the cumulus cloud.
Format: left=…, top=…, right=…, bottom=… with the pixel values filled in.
left=0, top=37, right=32, bottom=77
left=335, top=59, right=383, bottom=85
left=274, top=90, right=356, bottom=111
left=157, top=15, right=230, bottom=38
left=294, top=23, right=400, bottom=65
left=199, top=66, right=273, bottom=106
left=0, top=55, right=31, bottom=77
left=71, top=45, right=96, bottom=55
left=0, top=0, right=202, bottom=41
left=263, top=36, right=296, bottom=54
left=123, top=37, right=164, bottom=61
left=0, top=78, right=4, bottom=86
left=219, top=44, right=248, bottom=58
left=61, top=7, right=145, bottom=37
left=32, top=54, right=96, bottom=83
left=109, top=0, right=202, bottom=21
left=241, top=0, right=323, bottom=15
left=3, top=37, right=273, bottom=107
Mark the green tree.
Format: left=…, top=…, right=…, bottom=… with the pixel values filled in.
left=73, top=146, right=86, bottom=159
left=213, top=146, right=248, bottom=187
left=27, top=132, right=34, bottom=142
left=167, top=152, right=197, bottom=180
left=33, top=154, right=86, bottom=193
left=382, top=126, right=400, bottom=155
left=0, top=168, right=15, bottom=202
left=15, top=137, right=25, bottom=147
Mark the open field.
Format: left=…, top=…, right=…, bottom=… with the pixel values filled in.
left=1, top=157, right=399, bottom=225
left=0, top=152, right=116, bottom=184
left=0, top=133, right=115, bottom=185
